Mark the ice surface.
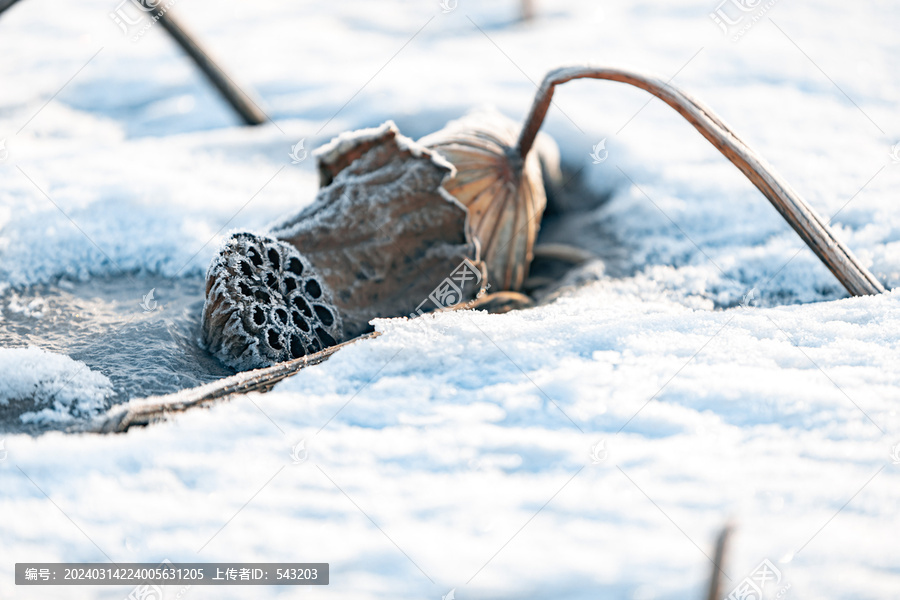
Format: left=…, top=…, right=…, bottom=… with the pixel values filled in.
left=1, top=0, right=899, bottom=598
left=0, top=276, right=234, bottom=417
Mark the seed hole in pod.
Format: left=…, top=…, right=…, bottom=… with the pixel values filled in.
left=239, top=261, right=253, bottom=277
left=267, top=329, right=283, bottom=350
left=238, top=282, right=252, bottom=297
left=314, top=305, right=334, bottom=326
left=309, top=338, right=321, bottom=354
left=267, top=248, right=281, bottom=270
left=275, top=308, right=288, bottom=325
left=284, top=278, right=297, bottom=293
left=305, top=279, right=322, bottom=299
left=315, top=327, right=337, bottom=348
left=265, top=273, right=278, bottom=289
left=247, top=247, right=263, bottom=267
left=254, top=290, right=271, bottom=303
left=253, top=307, right=266, bottom=326
left=292, top=296, right=312, bottom=318
left=289, top=335, right=305, bottom=359
left=291, top=311, right=310, bottom=332
left=287, top=257, right=303, bottom=276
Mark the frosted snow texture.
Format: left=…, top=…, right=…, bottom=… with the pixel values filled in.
left=314, top=120, right=457, bottom=179
left=0, top=346, right=113, bottom=423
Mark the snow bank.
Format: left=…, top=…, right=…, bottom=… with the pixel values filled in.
left=0, top=347, right=113, bottom=423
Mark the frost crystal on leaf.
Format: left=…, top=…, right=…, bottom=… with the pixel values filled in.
left=271, top=120, right=482, bottom=338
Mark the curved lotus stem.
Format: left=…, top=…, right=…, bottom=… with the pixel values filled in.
left=516, top=66, right=885, bottom=297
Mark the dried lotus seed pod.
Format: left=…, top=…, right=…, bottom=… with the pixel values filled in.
left=201, top=232, right=343, bottom=371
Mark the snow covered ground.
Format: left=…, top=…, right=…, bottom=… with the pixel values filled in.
left=1, top=0, right=899, bottom=598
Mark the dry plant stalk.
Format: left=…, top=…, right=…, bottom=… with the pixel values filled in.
left=515, top=66, right=884, bottom=297
left=422, top=66, right=882, bottom=297
left=706, top=523, right=733, bottom=600
left=90, top=333, right=380, bottom=433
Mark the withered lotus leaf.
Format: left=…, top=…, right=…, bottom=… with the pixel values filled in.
left=271, top=121, right=483, bottom=338
left=202, top=121, right=483, bottom=370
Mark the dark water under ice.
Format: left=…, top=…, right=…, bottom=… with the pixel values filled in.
left=0, top=275, right=233, bottom=427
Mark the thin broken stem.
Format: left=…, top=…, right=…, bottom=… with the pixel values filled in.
left=87, top=333, right=380, bottom=433
left=141, top=0, right=268, bottom=126
left=516, top=66, right=885, bottom=297
left=706, top=523, right=733, bottom=600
